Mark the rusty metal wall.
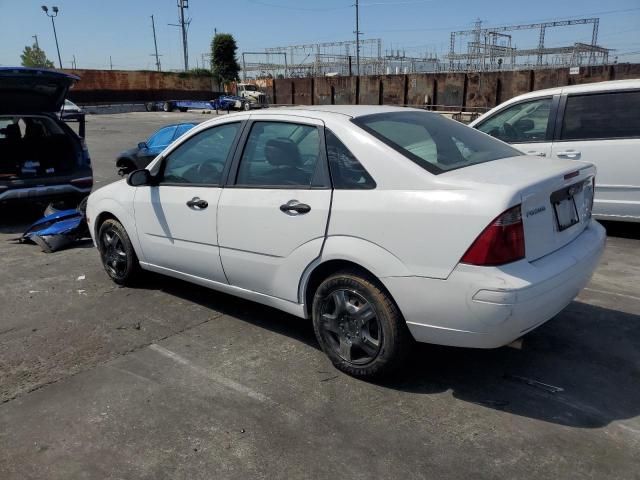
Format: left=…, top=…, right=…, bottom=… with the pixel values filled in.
left=380, top=75, right=406, bottom=105
left=63, top=69, right=215, bottom=103
left=314, top=77, right=357, bottom=105
left=73, top=65, right=637, bottom=107
left=292, top=78, right=313, bottom=105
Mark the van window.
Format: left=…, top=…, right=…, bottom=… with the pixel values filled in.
left=560, top=91, right=640, bottom=141
left=476, top=97, right=552, bottom=143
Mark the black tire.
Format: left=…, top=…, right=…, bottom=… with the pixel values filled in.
left=243, top=102, right=252, bottom=111
left=163, top=101, right=173, bottom=112
left=97, top=218, right=141, bottom=285
left=312, top=269, right=412, bottom=379
left=144, top=102, right=154, bottom=112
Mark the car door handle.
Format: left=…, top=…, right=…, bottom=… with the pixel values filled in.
left=526, top=151, right=547, bottom=157
left=186, top=197, right=208, bottom=209
left=556, top=151, right=581, bottom=159
left=280, top=200, right=311, bottom=215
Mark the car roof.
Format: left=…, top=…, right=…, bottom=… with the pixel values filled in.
left=248, top=105, right=423, bottom=120
left=505, top=79, right=640, bottom=101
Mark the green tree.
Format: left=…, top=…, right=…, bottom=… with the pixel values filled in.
left=20, top=44, right=55, bottom=68
left=211, top=33, right=240, bottom=84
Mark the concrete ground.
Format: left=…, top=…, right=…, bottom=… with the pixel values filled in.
left=1, top=111, right=639, bottom=479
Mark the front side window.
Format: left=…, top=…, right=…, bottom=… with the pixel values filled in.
left=147, top=126, right=177, bottom=148
left=236, top=121, right=320, bottom=187
left=560, top=91, right=640, bottom=141
left=476, top=97, right=552, bottom=143
left=161, top=122, right=240, bottom=185
left=325, top=130, right=375, bottom=189
left=353, top=111, right=521, bottom=174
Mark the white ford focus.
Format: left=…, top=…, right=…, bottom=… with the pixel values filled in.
left=87, top=106, right=605, bottom=378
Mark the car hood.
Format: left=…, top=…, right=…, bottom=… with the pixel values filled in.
left=0, top=67, right=79, bottom=114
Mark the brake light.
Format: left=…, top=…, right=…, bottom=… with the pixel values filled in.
left=461, top=205, right=525, bottom=266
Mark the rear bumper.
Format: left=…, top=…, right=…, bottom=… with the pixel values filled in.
left=383, top=220, right=606, bottom=348
left=0, top=183, right=91, bottom=204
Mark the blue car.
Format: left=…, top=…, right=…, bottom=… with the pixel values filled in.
left=116, top=122, right=197, bottom=175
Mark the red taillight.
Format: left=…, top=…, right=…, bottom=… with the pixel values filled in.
left=461, top=205, right=525, bottom=266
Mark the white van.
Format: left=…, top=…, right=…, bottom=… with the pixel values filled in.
left=469, top=80, right=640, bottom=223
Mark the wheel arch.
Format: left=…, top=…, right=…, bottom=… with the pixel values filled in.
left=300, top=236, right=412, bottom=317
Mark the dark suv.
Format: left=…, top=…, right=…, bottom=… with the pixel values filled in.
left=0, top=68, right=92, bottom=209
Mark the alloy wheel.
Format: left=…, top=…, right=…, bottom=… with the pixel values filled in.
left=101, top=228, right=127, bottom=278
left=318, top=289, right=382, bottom=365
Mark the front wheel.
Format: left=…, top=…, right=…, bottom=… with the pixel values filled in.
left=243, top=102, right=252, bottom=111
left=98, top=219, right=141, bottom=285
left=312, top=270, right=412, bottom=379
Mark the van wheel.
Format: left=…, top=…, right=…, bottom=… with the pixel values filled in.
left=312, top=270, right=412, bottom=379
left=98, top=219, right=141, bottom=285
left=163, top=102, right=173, bottom=112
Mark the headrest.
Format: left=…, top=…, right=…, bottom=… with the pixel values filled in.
left=265, top=138, right=300, bottom=167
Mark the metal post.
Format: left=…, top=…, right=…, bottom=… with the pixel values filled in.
left=151, top=15, right=161, bottom=71
left=242, top=53, right=247, bottom=81
left=51, top=17, right=62, bottom=68
left=32, top=35, right=39, bottom=48
left=355, top=0, right=360, bottom=76
left=110, top=55, right=113, bottom=70
left=178, top=0, right=189, bottom=71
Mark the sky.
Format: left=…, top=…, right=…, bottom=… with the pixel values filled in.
left=1, top=0, right=639, bottom=71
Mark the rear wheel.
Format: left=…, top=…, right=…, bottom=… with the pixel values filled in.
left=312, top=270, right=412, bottom=378
left=163, top=101, right=173, bottom=112
left=243, top=102, right=252, bottom=111
left=98, top=219, right=141, bottom=285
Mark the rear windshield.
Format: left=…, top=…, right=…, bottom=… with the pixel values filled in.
left=352, top=111, right=521, bottom=174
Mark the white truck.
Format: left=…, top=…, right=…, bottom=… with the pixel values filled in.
left=236, top=83, right=268, bottom=110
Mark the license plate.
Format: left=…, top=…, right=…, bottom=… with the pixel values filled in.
left=553, top=196, right=579, bottom=231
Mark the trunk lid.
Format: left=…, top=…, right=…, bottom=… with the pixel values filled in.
left=441, top=155, right=596, bottom=262
left=0, top=67, right=78, bottom=114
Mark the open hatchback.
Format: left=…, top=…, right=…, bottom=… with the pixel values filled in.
left=0, top=67, right=92, bottom=209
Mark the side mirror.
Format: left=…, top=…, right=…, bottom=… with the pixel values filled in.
left=138, top=142, right=148, bottom=150
left=127, top=169, right=153, bottom=187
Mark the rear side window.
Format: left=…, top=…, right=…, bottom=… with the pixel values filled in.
left=353, top=111, right=521, bottom=174
left=325, top=130, right=375, bottom=189
left=560, top=91, right=640, bottom=141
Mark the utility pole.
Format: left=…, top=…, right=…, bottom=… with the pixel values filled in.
left=354, top=0, right=361, bottom=76
left=41, top=6, right=63, bottom=69
left=169, top=0, right=190, bottom=71
left=32, top=35, right=39, bottom=48
left=71, top=54, right=76, bottom=69
left=178, top=0, right=189, bottom=71
left=151, top=15, right=162, bottom=71
left=109, top=55, right=113, bottom=70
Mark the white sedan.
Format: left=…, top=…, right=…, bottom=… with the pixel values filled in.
left=87, top=106, right=606, bottom=378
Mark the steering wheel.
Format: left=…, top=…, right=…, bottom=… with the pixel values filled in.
left=502, top=122, right=518, bottom=141
left=196, top=161, right=222, bottom=183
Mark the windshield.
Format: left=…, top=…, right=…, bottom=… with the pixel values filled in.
left=352, top=111, right=521, bottom=174
left=243, top=85, right=258, bottom=91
